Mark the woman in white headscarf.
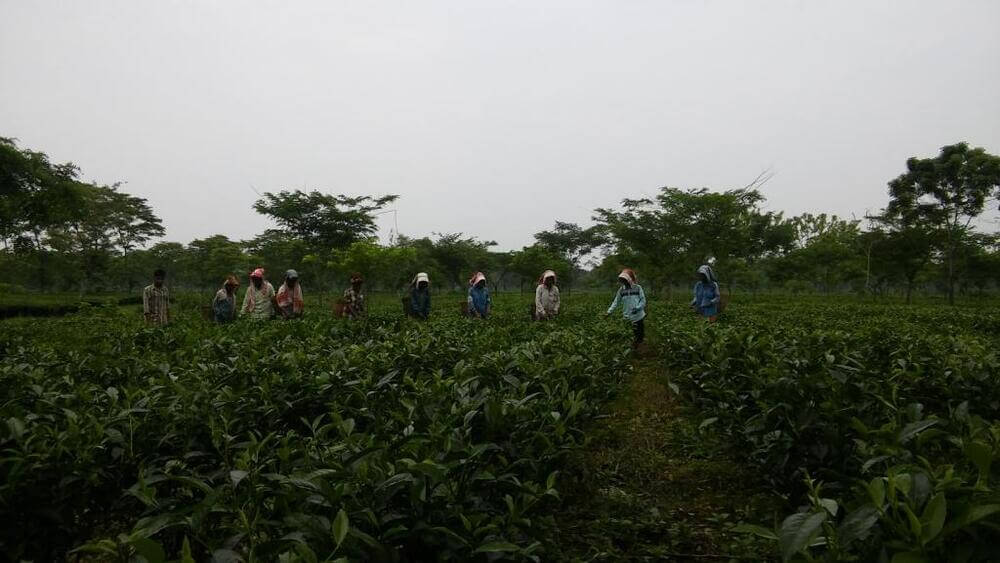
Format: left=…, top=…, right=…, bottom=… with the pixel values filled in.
left=534, top=270, right=560, bottom=320
left=691, top=264, right=721, bottom=322
left=467, top=271, right=491, bottom=318
left=606, top=268, right=646, bottom=348
left=409, top=272, right=431, bottom=320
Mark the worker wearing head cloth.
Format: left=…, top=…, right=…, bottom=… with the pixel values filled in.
left=535, top=269, right=560, bottom=320
left=606, top=268, right=647, bottom=348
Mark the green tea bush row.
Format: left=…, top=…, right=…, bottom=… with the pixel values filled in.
left=654, top=302, right=1000, bottom=561
left=1, top=297, right=632, bottom=561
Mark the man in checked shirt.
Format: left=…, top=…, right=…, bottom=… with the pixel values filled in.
left=143, top=269, right=171, bottom=326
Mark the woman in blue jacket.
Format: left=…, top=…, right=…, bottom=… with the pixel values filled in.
left=691, top=264, right=721, bottom=322
left=606, top=268, right=646, bottom=348
left=467, top=271, right=492, bottom=319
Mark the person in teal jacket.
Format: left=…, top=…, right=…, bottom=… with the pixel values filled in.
left=691, top=264, right=721, bottom=322
left=606, top=268, right=646, bottom=348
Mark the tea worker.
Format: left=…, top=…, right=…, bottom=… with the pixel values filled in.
left=241, top=268, right=278, bottom=319
left=276, top=269, right=304, bottom=319
left=343, top=272, right=366, bottom=319
left=605, top=268, right=646, bottom=348
left=409, top=272, right=431, bottom=320
left=467, top=271, right=491, bottom=319
left=142, top=268, right=170, bottom=326
left=212, top=275, right=240, bottom=323
left=534, top=269, right=560, bottom=320
left=691, top=264, right=721, bottom=322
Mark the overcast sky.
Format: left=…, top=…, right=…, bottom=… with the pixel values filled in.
left=2, top=1, right=998, bottom=250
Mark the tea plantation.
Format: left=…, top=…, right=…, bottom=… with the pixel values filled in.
left=2, top=294, right=999, bottom=562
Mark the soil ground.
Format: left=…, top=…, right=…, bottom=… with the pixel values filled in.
left=550, top=325, right=784, bottom=561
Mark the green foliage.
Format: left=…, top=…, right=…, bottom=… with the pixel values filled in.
left=593, top=187, right=794, bottom=287
left=654, top=301, right=1000, bottom=561
left=0, top=294, right=632, bottom=561
left=509, top=245, right=571, bottom=290
left=886, top=142, right=1000, bottom=304
left=327, top=240, right=419, bottom=289
left=253, top=190, right=398, bottom=251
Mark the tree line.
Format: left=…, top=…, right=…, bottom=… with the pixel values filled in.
left=2, top=136, right=999, bottom=302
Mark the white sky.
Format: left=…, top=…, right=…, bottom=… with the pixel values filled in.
left=2, top=0, right=999, bottom=250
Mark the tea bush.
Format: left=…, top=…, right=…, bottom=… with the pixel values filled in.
left=654, top=301, right=1000, bottom=562
left=0, top=295, right=632, bottom=561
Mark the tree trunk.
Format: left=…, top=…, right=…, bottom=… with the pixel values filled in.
left=947, top=240, right=956, bottom=306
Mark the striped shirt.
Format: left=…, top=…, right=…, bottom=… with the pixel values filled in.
left=143, top=285, right=170, bottom=325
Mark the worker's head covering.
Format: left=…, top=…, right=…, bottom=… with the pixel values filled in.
left=285, top=269, right=299, bottom=280
left=697, top=264, right=717, bottom=283
left=412, top=272, right=429, bottom=286
left=224, top=274, right=240, bottom=288
left=469, top=271, right=487, bottom=287
left=538, top=269, right=557, bottom=285
left=250, top=267, right=265, bottom=279
left=618, top=268, right=637, bottom=285
left=350, top=272, right=363, bottom=284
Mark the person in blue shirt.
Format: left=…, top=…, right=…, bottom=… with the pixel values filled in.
left=606, top=268, right=646, bottom=348
left=691, top=264, right=721, bottom=322
left=467, top=271, right=492, bottom=319
left=409, top=272, right=431, bottom=320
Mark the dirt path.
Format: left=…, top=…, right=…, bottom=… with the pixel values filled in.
left=550, top=328, right=781, bottom=561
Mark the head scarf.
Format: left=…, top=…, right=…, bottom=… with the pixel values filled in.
left=697, top=264, right=717, bottom=284
left=412, top=272, right=430, bottom=287
left=285, top=269, right=299, bottom=280
left=251, top=267, right=265, bottom=279
left=277, top=279, right=304, bottom=313
left=538, top=269, right=557, bottom=285
left=469, top=271, right=487, bottom=287
left=618, top=268, right=637, bottom=285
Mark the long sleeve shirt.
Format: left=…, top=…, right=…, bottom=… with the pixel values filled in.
left=142, top=285, right=170, bottom=325
left=343, top=287, right=366, bottom=319
left=692, top=281, right=720, bottom=316
left=467, top=286, right=491, bottom=318
left=212, top=289, right=236, bottom=323
left=535, top=285, right=560, bottom=318
left=410, top=287, right=431, bottom=319
left=241, top=282, right=276, bottom=319
left=607, top=284, right=646, bottom=322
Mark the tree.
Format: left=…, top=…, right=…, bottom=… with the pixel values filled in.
left=593, top=187, right=794, bottom=291
left=422, top=233, right=496, bottom=289
left=185, top=235, right=252, bottom=290
left=869, top=215, right=936, bottom=304
left=509, top=245, right=571, bottom=293
left=886, top=143, right=1000, bottom=304
left=328, top=241, right=418, bottom=290
left=0, top=138, right=87, bottom=288
left=485, top=250, right=516, bottom=293
left=253, top=190, right=398, bottom=251
left=244, top=230, right=312, bottom=287
left=534, top=221, right=600, bottom=289
left=0, top=138, right=83, bottom=246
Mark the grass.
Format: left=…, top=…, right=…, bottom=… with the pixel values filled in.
left=550, top=321, right=783, bottom=561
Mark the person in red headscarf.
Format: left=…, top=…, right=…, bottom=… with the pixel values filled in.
left=241, top=268, right=278, bottom=319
